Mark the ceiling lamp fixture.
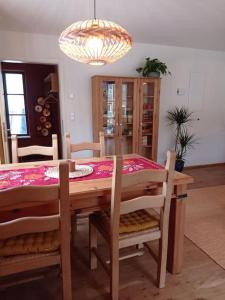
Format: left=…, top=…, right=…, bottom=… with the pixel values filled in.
left=59, top=0, right=132, bottom=66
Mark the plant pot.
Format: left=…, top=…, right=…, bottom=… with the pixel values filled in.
left=148, top=72, right=160, bottom=78
left=175, top=159, right=185, bottom=172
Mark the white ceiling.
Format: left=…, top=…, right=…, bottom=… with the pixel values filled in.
left=0, top=0, right=225, bottom=51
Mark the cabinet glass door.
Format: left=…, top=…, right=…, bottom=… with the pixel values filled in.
left=140, top=81, right=155, bottom=158
left=102, top=80, right=117, bottom=155
left=120, top=81, right=135, bottom=154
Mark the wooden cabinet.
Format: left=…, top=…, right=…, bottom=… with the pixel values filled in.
left=138, top=77, right=160, bottom=160
left=92, top=76, right=160, bottom=160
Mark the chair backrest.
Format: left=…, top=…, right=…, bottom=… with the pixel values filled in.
left=0, top=161, right=70, bottom=241
left=11, top=134, right=58, bottom=163
left=65, top=131, right=105, bottom=159
left=110, top=151, right=176, bottom=239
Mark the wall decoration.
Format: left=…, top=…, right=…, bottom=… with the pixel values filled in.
left=35, top=105, right=43, bottom=112
left=42, top=108, right=50, bottom=117
left=37, top=97, right=45, bottom=105
left=35, top=94, right=56, bottom=136
left=41, top=128, right=49, bottom=136
left=44, top=121, right=52, bottom=129
left=34, top=73, right=59, bottom=137
left=40, top=116, right=47, bottom=123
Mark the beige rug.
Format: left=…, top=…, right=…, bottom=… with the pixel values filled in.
left=185, top=185, right=225, bottom=269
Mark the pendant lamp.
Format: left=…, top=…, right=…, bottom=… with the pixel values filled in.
left=59, top=0, right=132, bottom=65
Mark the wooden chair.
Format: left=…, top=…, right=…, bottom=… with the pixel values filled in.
left=89, top=151, right=176, bottom=300
left=65, top=131, right=105, bottom=158
left=11, top=134, right=58, bottom=163
left=65, top=131, right=105, bottom=242
left=0, top=161, right=72, bottom=300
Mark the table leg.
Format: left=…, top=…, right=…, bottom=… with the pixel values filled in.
left=167, top=184, right=187, bottom=274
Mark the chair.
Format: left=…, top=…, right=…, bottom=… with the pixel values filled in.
left=11, top=134, right=58, bottom=163
left=65, top=131, right=105, bottom=159
left=0, top=161, right=72, bottom=300
left=65, top=131, right=105, bottom=242
left=89, top=151, right=175, bottom=300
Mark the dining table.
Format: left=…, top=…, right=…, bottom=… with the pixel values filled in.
left=0, top=154, right=193, bottom=275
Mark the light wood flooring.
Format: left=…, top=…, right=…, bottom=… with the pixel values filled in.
left=1, top=164, right=225, bottom=300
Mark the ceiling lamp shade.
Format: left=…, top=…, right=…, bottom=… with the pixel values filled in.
left=59, top=19, right=132, bottom=65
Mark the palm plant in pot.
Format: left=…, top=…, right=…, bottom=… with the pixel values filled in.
left=167, top=107, right=197, bottom=172
left=136, top=57, right=171, bottom=78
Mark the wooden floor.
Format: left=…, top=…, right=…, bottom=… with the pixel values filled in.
left=184, top=163, right=225, bottom=189
left=1, top=165, right=225, bottom=300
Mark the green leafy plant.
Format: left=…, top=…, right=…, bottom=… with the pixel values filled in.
left=176, top=128, right=196, bottom=161
left=136, top=57, right=171, bottom=77
left=167, top=107, right=193, bottom=152
left=166, top=106, right=197, bottom=171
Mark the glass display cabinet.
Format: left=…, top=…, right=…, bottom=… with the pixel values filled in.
left=92, top=76, right=160, bottom=160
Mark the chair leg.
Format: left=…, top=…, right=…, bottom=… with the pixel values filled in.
left=61, top=267, right=72, bottom=300
left=89, top=220, right=98, bottom=270
left=110, top=244, right=119, bottom=300
left=71, top=214, right=77, bottom=248
left=61, top=251, right=72, bottom=300
left=157, top=235, right=168, bottom=288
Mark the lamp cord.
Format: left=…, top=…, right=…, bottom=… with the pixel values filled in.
left=94, top=0, right=96, bottom=19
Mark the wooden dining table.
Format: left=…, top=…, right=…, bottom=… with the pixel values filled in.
left=0, top=154, right=193, bottom=275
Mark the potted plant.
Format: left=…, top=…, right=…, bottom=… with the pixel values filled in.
left=166, top=106, right=197, bottom=172
left=136, top=57, right=171, bottom=78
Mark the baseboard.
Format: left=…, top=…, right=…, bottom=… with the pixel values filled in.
left=184, top=162, right=225, bottom=170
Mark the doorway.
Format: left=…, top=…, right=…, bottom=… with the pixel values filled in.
left=0, top=115, right=5, bottom=163
left=1, top=62, right=62, bottom=162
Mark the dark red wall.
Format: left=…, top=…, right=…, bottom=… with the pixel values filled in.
left=1, top=62, right=62, bottom=161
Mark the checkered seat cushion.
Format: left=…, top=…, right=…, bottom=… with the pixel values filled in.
left=0, top=230, right=60, bottom=257
left=92, top=209, right=159, bottom=234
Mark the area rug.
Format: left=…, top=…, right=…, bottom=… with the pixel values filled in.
left=185, top=185, right=225, bottom=269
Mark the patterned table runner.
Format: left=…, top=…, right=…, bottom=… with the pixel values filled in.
left=0, top=158, right=163, bottom=190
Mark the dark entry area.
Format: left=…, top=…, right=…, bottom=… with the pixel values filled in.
left=1, top=62, right=62, bottom=162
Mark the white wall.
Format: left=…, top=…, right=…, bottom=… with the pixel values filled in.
left=1, top=30, right=225, bottom=165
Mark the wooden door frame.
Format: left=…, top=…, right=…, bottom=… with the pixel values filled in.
left=0, top=58, right=66, bottom=161
left=0, top=64, right=9, bottom=163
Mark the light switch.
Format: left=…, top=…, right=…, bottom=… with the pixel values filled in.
left=69, top=93, right=74, bottom=99
left=177, top=88, right=186, bottom=96
left=70, top=112, right=75, bottom=121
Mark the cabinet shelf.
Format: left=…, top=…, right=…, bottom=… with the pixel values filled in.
left=103, top=115, right=115, bottom=118
left=143, top=109, right=154, bottom=112
left=104, top=134, right=115, bottom=138
left=103, top=99, right=115, bottom=102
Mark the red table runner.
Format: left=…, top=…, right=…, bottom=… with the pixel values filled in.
left=0, top=158, right=163, bottom=190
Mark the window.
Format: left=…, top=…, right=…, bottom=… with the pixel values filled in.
left=3, top=72, right=28, bottom=135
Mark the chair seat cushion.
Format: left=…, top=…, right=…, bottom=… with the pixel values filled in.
left=0, top=230, right=59, bottom=257
left=93, top=209, right=159, bottom=234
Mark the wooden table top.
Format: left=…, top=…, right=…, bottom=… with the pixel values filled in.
left=0, top=154, right=194, bottom=198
